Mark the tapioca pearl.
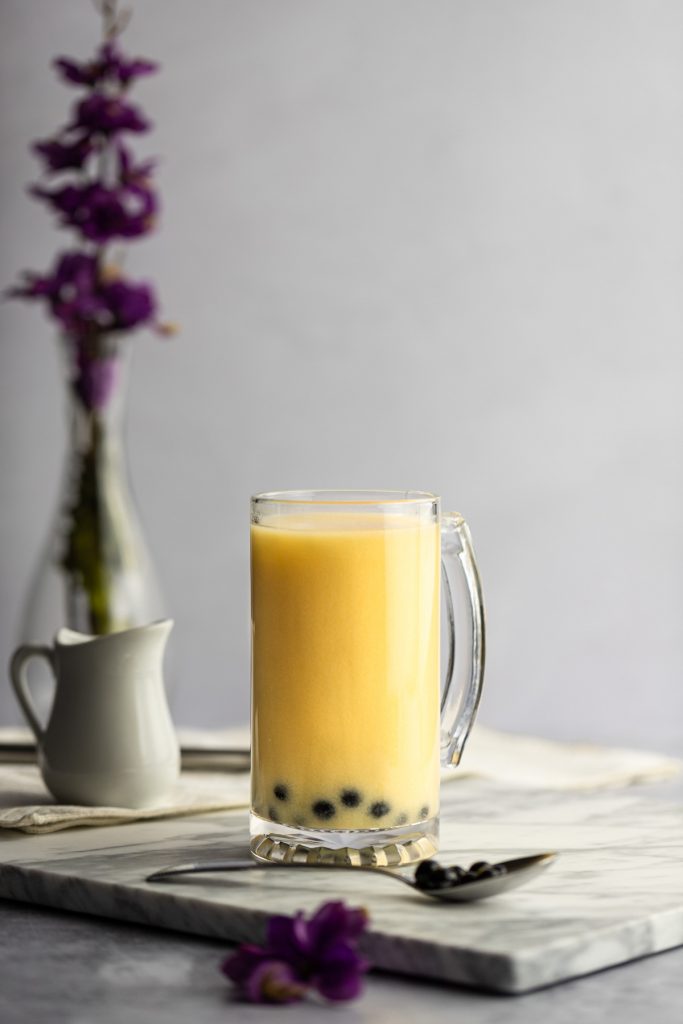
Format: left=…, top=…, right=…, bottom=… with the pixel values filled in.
left=340, top=788, right=362, bottom=808
left=312, top=799, right=336, bottom=821
left=369, top=801, right=391, bottom=819
left=418, top=805, right=429, bottom=820
left=415, top=859, right=447, bottom=890
left=268, top=805, right=280, bottom=823
left=395, top=813, right=408, bottom=826
left=273, top=783, right=289, bottom=802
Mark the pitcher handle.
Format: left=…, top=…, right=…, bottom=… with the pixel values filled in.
left=9, top=645, right=55, bottom=745
left=439, top=512, right=486, bottom=766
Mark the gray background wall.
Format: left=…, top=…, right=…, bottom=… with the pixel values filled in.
left=0, top=0, right=681, bottom=754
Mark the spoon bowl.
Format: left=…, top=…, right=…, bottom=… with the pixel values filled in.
left=146, top=852, right=557, bottom=902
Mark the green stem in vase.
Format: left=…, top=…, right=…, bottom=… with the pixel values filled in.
left=58, top=336, right=137, bottom=636
left=61, top=410, right=116, bottom=634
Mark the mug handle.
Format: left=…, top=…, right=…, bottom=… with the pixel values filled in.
left=9, top=645, right=55, bottom=745
left=439, top=512, right=486, bottom=766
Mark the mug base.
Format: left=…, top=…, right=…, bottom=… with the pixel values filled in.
left=249, top=811, right=439, bottom=866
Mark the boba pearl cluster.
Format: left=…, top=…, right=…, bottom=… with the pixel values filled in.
left=264, top=782, right=432, bottom=828
left=414, top=858, right=508, bottom=890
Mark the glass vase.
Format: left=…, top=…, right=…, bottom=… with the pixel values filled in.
left=17, top=332, right=166, bottom=720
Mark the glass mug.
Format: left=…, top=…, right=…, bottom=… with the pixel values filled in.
left=250, top=490, right=485, bottom=866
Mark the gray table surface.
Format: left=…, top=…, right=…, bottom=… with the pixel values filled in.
left=2, top=777, right=683, bottom=1024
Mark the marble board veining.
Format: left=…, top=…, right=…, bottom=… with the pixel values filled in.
left=1, top=779, right=682, bottom=994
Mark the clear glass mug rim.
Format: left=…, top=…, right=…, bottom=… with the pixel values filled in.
left=252, top=489, right=439, bottom=507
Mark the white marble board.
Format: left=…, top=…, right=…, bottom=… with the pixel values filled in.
left=0, top=779, right=682, bottom=994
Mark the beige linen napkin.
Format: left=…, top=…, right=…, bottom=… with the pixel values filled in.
left=0, top=725, right=679, bottom=834
left=0, top=765, right=250, bottom=834
left=457, top=726, right=682, bottom=789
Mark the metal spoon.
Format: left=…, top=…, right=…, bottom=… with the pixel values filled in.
left=146, top=852, right=557, bottom=902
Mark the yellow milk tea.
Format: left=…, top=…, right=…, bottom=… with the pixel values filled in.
left=251, top=512, right=440, bottom=831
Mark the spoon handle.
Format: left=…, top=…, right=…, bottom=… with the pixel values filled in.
left=146, top=858, right=402, bottom=883
left=147, top=859, right=265, bottom=880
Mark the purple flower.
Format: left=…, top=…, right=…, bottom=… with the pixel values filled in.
left=97, top=41, right=159, bottom=87
left=117, top=144, right=156, bottom=189
left=221, top=901, right=370, bottom=1005
left=73, top=183, right=156, bottom=241
left=9, top=252, right=102, bottom=332
left=223, top=947, right=308, bottom=1005
left=116, top=55, right=158, bottom=86
left=32, top=182, right=157, bottom=242
left=55, top=42, right=158, bottom=89
left=100, top=277, right=157, bottom=330
left=33, top=134, right=92, bottom=172
left=7, top=250, right=159, bottom=342
left=75, top=92, right=150, bottom=135
left=54, top=55, right=105, bottom=88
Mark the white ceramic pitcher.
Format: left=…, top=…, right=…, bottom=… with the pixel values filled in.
left=9, top=619, right=179, bottom=808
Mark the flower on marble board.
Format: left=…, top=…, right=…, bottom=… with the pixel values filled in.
left=221, top=901, right=371, bottom=1005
